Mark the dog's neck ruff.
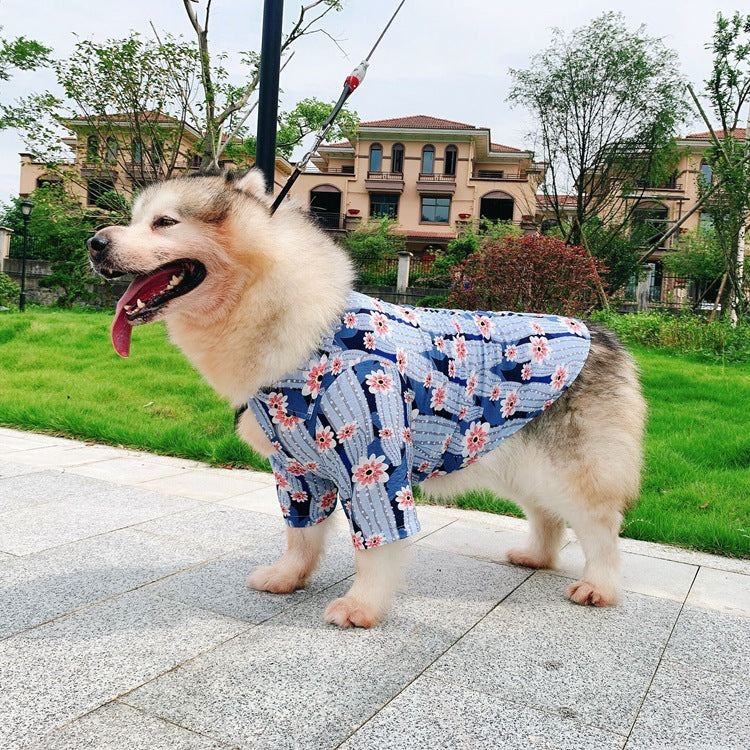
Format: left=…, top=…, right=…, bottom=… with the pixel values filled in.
left=245, top=292, right=591, bottom=550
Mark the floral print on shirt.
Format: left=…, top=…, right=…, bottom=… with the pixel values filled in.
left=245, top=292, right=590, bottom=550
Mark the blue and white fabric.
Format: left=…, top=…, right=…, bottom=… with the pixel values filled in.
left=245, top=292, right=590, bottom=549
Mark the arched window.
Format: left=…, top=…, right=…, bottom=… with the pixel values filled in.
left=444, top=145, right=458, bottom=176
left=105, top=137, right=118, bottom=164
left=700, top=160, right=713, bottom=186
left=131, top=138, right=143, bottom=165
left=421, top=145, right=435, bottom=174
left=479, top=190, right=514, bottom=222
left=86, top=135, right=99, bottom=162
left=391, top=143, right=404, bottom=174
left=369, top=143, right=383, bottom=173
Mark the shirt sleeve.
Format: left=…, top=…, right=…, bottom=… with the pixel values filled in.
left=267, top=452, right=338, bottom=528
left=318, top=359, right=420, bottom=548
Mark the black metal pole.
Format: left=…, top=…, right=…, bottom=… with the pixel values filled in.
left=19, top=216, right=29, bottom=312
left=255, top=0, right=284, bottom=194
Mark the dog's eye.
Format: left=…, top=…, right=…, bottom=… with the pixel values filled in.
left=153, top=216, right=178, bottom=229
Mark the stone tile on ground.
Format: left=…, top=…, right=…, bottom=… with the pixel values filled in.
left=426, top=572, right=682, bottom=735
left=339, top=675, right=626, bottom=750
left=0, top=590, right=249, bottom=749
left=557, top=542, right=698, bottom=602
left=134, top=506, right=285, bottom=553
left=0, top=528, right=220, bottom=639
left=65, top=456, right=192, bottom=485
left=33, top=702, right=233, bottom=750
left=683, top=566, right=750, bottom=615
left=625, top=660, right=750, bottom=750
left=137, top=468, right=271, bottom=502
left=619, top=536, right=750, bottom=576
left=124, top=551, right=527, bottom=750
left=0, top=483, right=201, bottom=555
left=0, top=460, right=42, bottom=479
left=664, top=605, right=750, bottom=678
left=0, top=429, right=77, bottom=453
left=415, top=518, right=534, bottom=564
left=2, top=443, right=127, bottom=469
left=217, top=485, right=282, bottom=516
left=142, top=533, right=355, bottom=624
left=0, top=470, right=119, bottom=514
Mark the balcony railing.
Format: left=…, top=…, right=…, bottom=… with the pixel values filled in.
left=309, top=211, right=343, bottom=230
left=417, top=173, right=456, bottom=182
left=471, top=169, right=527, bottom=180
left=367, top=171, right=404, bottom=180
left=308, top=166, right=355, bottom=175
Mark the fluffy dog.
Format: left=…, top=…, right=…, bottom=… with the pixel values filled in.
left=88, top=171, right=646, bottom=628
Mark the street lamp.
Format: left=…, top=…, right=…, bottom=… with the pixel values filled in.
left=18, top=198, right=33, bottom=312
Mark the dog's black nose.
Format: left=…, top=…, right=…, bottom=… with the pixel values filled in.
left=87, top=233, right=109, bottom=260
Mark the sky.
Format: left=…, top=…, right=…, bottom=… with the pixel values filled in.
left=0, top=0, right=743, bottom=203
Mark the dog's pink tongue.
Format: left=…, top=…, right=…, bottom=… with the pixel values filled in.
left=111, top=271, right=171, bottom=358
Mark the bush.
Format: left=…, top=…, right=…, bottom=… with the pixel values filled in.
left=0, top=273, right=20, bottom=308
left=591, top=310, right=750, bottom=362
left=448, top=234, right=606, bottom=316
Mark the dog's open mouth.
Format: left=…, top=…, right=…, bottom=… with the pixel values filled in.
left=112, top=259, right=206, bottom=357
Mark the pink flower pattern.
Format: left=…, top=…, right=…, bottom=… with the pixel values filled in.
left=248, top=292, right=590, bottom=551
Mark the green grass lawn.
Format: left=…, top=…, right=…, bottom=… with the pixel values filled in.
left=1, top=308, right=749, bottom=558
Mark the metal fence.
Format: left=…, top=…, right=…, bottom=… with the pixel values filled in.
left=621, top=273, right=721, bottom=311
left=352, top=255, right=437, bottom=287
left=8, top=232, right=91, bottom=261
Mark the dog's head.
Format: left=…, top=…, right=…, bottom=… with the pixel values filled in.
left=88, top=170, right=273, bottom=357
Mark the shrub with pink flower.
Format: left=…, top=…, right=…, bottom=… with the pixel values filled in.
left=352, top=454, right=389, bottom=486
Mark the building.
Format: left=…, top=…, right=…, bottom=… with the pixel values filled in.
left=19, top=112, right=292, bottom=207
left=288, top=115, right=544, bottom=255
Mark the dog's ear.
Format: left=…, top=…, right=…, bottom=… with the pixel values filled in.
left=232, top=169, right=273, bottom=208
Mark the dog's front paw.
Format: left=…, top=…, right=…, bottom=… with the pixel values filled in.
left=323, top=596, right=383, bottom=628
left=247, top=564, right=305, bottom=594
left=506, top=546, right=555, bottom=569
left=566, top=580, right=619, bottom=607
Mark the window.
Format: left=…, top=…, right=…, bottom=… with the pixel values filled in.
left=421, top=196, right=450, bottom=223
left=131, top=138, right=143, bottom=165
left=370, top=193, right=399, bottom=218
left=105, top=137, right=118, bottom=163
left=700, top=160, right=713, bottom=186
left=444, top=145, right=457, bottom=176
left=86, top=135, right=99, bottom=162
left=391, top=144, right=404, bottom=174
left=87, top=178, right=114, bottom=206
left=151, top=138, right=164, bottom=167
left=421, top=145, right=435, bottom=174
left=369, top=143, right=383, bottom=173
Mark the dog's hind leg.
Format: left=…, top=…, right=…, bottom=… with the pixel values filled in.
left=247, top=519, right=332, bottom=594
left=506, top=504, right=566, bottom=570
left=323, top=539, right=407, bottom=628
left=564, top=508, right=622, bottom=607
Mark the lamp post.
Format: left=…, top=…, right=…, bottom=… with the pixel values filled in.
left=18, top=199, right=33, bottom=312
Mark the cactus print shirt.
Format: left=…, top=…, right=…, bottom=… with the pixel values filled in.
left=245, top=292, right=590, bottom=550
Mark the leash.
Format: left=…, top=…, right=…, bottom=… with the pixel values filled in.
left=270, top=0, right=407, bottom=215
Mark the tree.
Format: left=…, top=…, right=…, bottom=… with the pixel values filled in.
left=3, top=1, right=353, bottom=190
left=447, top=235, right=606, bottom=317
left=688, top=12, right=750, bottom=321
left=0, top=29, right=51, bottom=129
left=508, top=12, right=687, bottom=268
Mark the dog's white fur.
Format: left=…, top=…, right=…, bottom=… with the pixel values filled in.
left=90, top=171, right=646, bottom=628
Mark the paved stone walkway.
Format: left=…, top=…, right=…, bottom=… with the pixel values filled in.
left=1, top=426, right=748, bottom=749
